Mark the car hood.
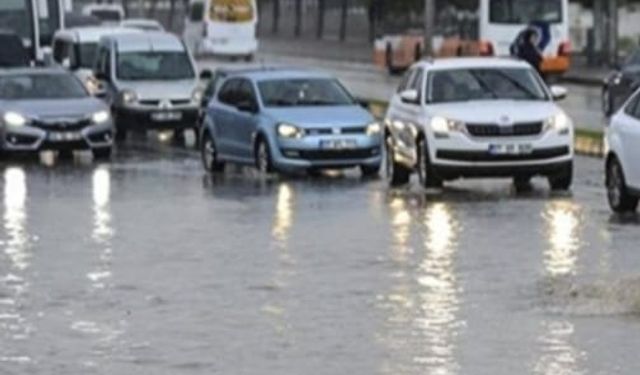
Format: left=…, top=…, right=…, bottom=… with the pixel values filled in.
left=262, top=106, right=374, bottom=128
left=2, top=97, right=107, bottom=120
left=427, top=100, right=561, bottom=124
left=116, top=79, right=197, bottom=100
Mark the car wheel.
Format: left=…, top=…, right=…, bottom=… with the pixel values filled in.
left=607, top=157, right=639, bottom=213
left=385, top=135, right=410, bottom=186
left=201, top=132, right=225, bottom=173
left=255, top=137, right=274, bottom=174
left=92, top=147, right=112, bottom=160
left=417, top=137, right=443, bottom=188
left=513, top=175, right=533, bottom=193
left=548, top=162, right=573, bottom=191
left=113, top=111, right=127, bottom=142
left=602, top=88, right=613, bottom=116
left=360, top=164, right=380, bottom=178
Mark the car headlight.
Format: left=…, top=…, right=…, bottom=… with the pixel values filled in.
left=3, top=112, right=27, bottom=127
left=390, top=120, right=418, bottom=137
left=277, top=123, right=305, bottom=139
left=545, top=112, right=570, bottom=133
left=366, top=122, right=382, bottom=136
left=120, top=90, right=138, bottom=105
left=430, top=116, right=464, bottom=136
left=192, top=88, right=204, bottom=104
left=92, top=110, right=110, bottom=124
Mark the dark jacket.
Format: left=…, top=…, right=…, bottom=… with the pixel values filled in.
left=517, top=32, right=543, bottom=72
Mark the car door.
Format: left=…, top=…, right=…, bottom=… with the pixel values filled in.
left=212, top=78, right=241, bottom=157
left=618, top=94, right=640, bottom=188
left=232, top=79, right=260, bottom=160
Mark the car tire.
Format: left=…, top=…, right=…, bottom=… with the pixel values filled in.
left=417, top=137, right=443, bottom=189
left=255, top=137, right=274, bottom=174
left=201, top=132, right=225, bottom=173
left=385, top=135, right=410, bottom=186
left=548, top=162, right=573, bottom=191
left=602, top=88, right=613, bottom=116
left=607, top=157, right=639, bottom=213
left=360, top=164, right=381, bottom=177
left=113, top=111, right=127, bottom=142
left=513, top=175, right=533, bottom=193
left=92, top=147, right=112, bottom=160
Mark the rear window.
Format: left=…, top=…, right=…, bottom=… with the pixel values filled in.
left=489, top=0, right=563, bottom=24
left=0, top=73, right=88, bottom=100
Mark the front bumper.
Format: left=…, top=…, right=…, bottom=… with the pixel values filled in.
left=273, top=134, right=383, bottom=171
left=2, top=122, right=114, bottom=152
left=117, top=106, right=199, bottom=130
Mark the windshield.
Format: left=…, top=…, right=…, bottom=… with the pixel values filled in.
left=117, top=51, right=195, bottom=81
left=0, top=73, right=88, bottom=100
left=428, top=68, right=548, bottom=103
left=91, top=9, right=122, bottom=22
left=258, top=78, right=356, bottom=107
left=489, top=0, right=563, bottom=24
left=0, top=0, right=32, bottom=43
left=78, top=43, right=98, bottom=69
left=210, top=0, right=255, bottom=23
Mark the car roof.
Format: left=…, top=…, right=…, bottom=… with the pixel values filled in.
left=416, top=57, right=532, bottom=71
left=56, top=26, right=142, bottom=43
left=104, top=32, right=185, bottom=52
left=219, top=67, right=334, bottom=81
left=0, top=67, right=70, bottom=76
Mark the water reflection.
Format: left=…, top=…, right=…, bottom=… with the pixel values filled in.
left=1, top=167, right=33, bottom=362
left=88, top=168, right=114, bottom=289
left=535, top=201, right=585, bottom=374
left=542, top=202, right=582, bottom=278
left=380, top=200, right=461, bottom=374
left=414, top=203, right=461, bottom=373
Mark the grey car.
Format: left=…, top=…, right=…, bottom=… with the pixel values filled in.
left=0, top=68, right=114, bottom=158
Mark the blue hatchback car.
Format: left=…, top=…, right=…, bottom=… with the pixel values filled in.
left=199, top=68, right=383, bottom=175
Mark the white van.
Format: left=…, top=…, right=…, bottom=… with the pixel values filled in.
left=183, top=0, right=258, bottom=60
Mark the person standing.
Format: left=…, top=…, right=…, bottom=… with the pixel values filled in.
left=517, top=29, right=543, bottom=74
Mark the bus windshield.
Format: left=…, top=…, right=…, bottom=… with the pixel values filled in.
left=209, top=0, right=254, bottom=23
left=489, top=0, right=562, bottom=24
left=0, top=0, right=32, bottom=42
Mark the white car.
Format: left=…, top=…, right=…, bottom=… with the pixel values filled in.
left=385, top=58, right=574, bottom=191
left=605, top=90, right=640, bottom=213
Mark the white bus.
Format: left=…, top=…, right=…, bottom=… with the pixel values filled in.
left=375, top=0, right=571, bottom=76
left=0, top=0, right=65, bottom=62
left=183, top=0, right=258, bottom=60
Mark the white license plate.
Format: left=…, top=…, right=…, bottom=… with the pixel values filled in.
left=488, top=143, right=533, bottom=155
left=151, top=111, right=182, bottom=122
left=320, top=139, right=357, bottom=150
left=48, top=132, right=82, bottom=142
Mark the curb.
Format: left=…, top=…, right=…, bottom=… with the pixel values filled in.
left=363, top=99, right=604, bottom=158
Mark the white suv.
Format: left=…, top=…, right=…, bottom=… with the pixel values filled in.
left=605, top=90, right=640, bottom=212
left=385, top=58, right=574, bottom=191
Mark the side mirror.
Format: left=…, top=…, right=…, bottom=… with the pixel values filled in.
left=200, top=69, right=213, bottom=81
left=237, top=100, right=257, bottom=113
left=400, top=89, right=420, bottom=104
left=550, top=85, right=568, bottom=101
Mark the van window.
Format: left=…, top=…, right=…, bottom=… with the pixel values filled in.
left=116, top=50, right=195, bottom=81
left=210, top=0, right=254, bottom=23
left=189, top=2, right=205, bottom=22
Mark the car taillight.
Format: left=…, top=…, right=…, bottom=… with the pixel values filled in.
left=479, top=41, right=494, bottom=57
left=558, top=41, right=571, bottom=57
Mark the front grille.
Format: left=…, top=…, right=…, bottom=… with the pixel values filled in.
left=138, top=99, right=192, bottom=107
left=31, top=117, right=92, bottom=131
left=139, top=99, right=160, bottom=106
left=341, top=127, right=366, bottom=134
left=466, top=122, right=544, bottom=137
left=285, top=147, right=379, bottom=161
left=171, top=99, right=191, bottom=106
left=305, top=126, right=366, bottom=136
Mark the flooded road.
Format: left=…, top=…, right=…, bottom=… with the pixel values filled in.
left=0, top=139, right=638, bottom=374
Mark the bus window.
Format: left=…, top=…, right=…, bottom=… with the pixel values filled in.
left=0, top=0, right=32, bottom=44
left=189, top=1, right=204, bottom=22
left=210, top=0, right=254, bottom=23
left=489, top=0, right=562, bottom=24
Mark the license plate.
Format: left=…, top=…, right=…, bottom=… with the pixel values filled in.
left=48, top=132, right=82, bottom=142
left=320, top=139, right=357, bottom=150
left=488, top=143, right=533, bottom=155
left=151, top=111, right=182, bottom=122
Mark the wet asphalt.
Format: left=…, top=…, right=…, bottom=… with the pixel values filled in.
left=0, top=133, right=639, bottom=375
